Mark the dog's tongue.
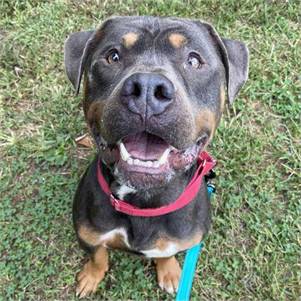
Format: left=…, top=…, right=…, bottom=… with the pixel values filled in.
left=123, top=132, right=169, bottom=160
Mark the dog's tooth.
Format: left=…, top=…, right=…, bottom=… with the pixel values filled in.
left=158, top=148, right=171, bottom=165
left=146, top=161, right=153, bottom=167
left=125, top=158, right=163, bottom=168
left=153, top=161, right=160, bottom=168
left=120, top=142, right=130, bottom=161
left=139, top=160, right=148, bottom=167
left=133, top=159, right=140, bottom=165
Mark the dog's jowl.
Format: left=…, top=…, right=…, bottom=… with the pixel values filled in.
left=64, top=16, right=249, bottom=298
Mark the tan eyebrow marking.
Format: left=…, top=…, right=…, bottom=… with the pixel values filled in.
left=122, top=32, right=139, bottom=48
left=168, top=33, right=187, bottom=48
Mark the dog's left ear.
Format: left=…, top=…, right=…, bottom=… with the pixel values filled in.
left=198, top=21, right=249, bottom=104
left=220, top=37, right=249, bottom=103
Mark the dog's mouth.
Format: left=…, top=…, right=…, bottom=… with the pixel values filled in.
left=115, top=131, right=208, bottom=175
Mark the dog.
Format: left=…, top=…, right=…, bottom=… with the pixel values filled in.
left=64, top=16, right=249, bottom=298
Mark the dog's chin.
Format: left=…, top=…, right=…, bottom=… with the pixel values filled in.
left=98, top=131, right=208, bottom=191
left=115, top=158, right=176, bottom=190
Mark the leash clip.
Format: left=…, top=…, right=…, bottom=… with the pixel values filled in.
left=110, top=194, right=121, bottom=211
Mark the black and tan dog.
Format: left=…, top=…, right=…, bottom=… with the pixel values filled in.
left=64, top=16, right=248, bottom=298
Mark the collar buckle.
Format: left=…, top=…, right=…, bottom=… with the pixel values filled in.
left=202, top=159, right=207, bottom=168
left=110, top=194, right=121, bottom=211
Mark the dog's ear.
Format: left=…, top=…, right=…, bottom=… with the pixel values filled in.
left=64, top=18, right=117, bottom=95
left=198, top=21, right=249, bottom=104
left=220, top=37, right=249, bottom=103
left=64, top=30, right=96, bottom=94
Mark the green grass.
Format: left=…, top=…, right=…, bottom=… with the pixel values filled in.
left=0, top=0, right=300, bottom=300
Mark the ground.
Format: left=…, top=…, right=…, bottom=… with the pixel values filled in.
left=0, top=0, right=300, bottom=300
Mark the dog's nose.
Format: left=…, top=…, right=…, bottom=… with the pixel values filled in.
left=121, top=73, right=175, bottom=119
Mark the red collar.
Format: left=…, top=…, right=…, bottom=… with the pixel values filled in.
left=97, top=151, right=216, bottom=217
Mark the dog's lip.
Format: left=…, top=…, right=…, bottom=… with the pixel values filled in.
left=116, top=143, right=202, bottom=175
left=115, top=132, right=208, bottom=174
left=96, top=131, right=209, bottom=172
left=117, top=158, right=171, bottom=175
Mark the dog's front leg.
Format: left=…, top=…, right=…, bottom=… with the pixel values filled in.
left=76, top=246, right=109, bottom=298
left=154, top=256, right=182, bottom=294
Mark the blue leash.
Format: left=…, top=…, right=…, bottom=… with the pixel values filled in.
left=175, top=184, right=215, bottom=301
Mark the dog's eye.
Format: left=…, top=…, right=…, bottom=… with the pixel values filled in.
left=107, top=50, right=120, bottom=64
left=187, top=53, right=203, bottom=69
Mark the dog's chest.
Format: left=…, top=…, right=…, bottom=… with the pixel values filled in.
left=80, top=185, right=204, bottom=257
left=78, top=208, right=203, bottom=257
left=140, top=240, right=181, bottom=258
left=97, top=226, right=202, bottom=258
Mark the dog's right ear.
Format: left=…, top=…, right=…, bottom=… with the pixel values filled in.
left=195, top=21, right=249, bottom=104
left=64, top=30, right=95, bottom=95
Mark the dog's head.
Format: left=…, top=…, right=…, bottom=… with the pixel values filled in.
left=64, top=16, right=248, bottom=190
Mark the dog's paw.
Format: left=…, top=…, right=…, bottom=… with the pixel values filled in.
left=76, top=260, right=107, bottom=298
left=155, top=256, right=181, bottom=294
